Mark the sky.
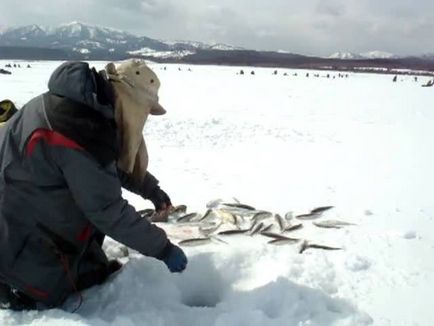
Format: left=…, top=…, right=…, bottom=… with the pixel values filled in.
left=1, top=0, right=433, bottom=56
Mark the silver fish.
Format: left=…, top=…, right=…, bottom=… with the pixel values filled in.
left=268, top=238, right=299, bottom=245
left=249, top=222, right=264, bottom=236
left=261, top=224, right=273, bottom=232
left=299, top=240, right=309, bottom=254
left=199, top=209, right=213, bottom=222
left=260, top=232, right=299, bottom=241
left=177, top=212, right=200, bottom=223
left=274, top=214, right=285, bottom=232
left=210, top=236, right=228, bottom=244
left=310, top=206, right=334, bottom=214
left=313, top=220, right=355, bottom=229
left=295, top=213, right=321, bottom=220
left=221, top=203, right=256, bottom=211
left=199, top=222, right=222, bottom=236
left=218, top=229, right=249, bottom=235
left=308, top=244, right=342, bottom=251
left=283, top=223, right=303, bottom=232
left=299, top=240, right=341, bottom=253
left=178, top=238, right=212, bottom=247
left=251, top=211, right=273, bottom=223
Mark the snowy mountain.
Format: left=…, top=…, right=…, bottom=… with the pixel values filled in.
left=0, top=22, right=241, bottom=59
left=360, top=50, right=398, bottom=59
left=164, top=39, right=243, bottom=51
left=329, top=50, right=399, bottom=60
left=328, top=52, right=364, bottom=60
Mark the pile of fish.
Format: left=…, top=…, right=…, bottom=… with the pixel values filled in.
left=138, top=199, right=356, bottom=254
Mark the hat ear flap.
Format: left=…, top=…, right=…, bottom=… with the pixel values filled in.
left=150, top=102, right=166, bottom=115
left=105, top=62, right=117, bottom=75
left=106, top=63, right=123, bottom=82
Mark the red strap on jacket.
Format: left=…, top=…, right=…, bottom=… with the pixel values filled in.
left=26, top=129, right=83, bottom=157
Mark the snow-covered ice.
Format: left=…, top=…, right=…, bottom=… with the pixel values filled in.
left=1, top=60, right=433, bottom=325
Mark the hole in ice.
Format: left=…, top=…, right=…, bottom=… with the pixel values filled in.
left=176, top=254, right=225, bottom=307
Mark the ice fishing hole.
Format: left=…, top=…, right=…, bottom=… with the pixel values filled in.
left=177, top=254, right=225, bottom=308
left=181, top=288, right=222, bottom=308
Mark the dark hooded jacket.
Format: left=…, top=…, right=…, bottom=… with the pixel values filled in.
left=0, top=62, right=169, bottom=308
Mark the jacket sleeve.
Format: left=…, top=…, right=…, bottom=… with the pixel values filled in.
left=117, top=168, right=159, bottom=199
left=51, top=146, right=168, bottom=257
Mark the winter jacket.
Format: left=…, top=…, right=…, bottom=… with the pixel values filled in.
left=0, top=62, right=169, bottom=308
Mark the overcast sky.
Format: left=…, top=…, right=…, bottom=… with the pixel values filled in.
left=1, top=0, right=433, bottom=56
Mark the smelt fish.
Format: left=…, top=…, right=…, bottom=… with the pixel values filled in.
left=177, top=212, right=200, bottom=223
left=178, top=238, right=212, bottom=247
left=296, top=212, right=321, bottom=220
left=260, top=232, right=299, bottom=241
left=283, top=223, right=303, bottom=232
left=218, top=229, right=249, bottom=235
left=274, top=214, right=285, bottom=232
left=249, top=222, right=264, bottom=236
left=221, top=203, right=256, bottom=211
left=313, top=220, right=355, bottom=229
left=268, top=238, right=299, bottom=245
left=310, top=206, right=334, bottom=214
left=261, top=224, right=273, bottom=232
left=299, top=240, right=342, bottom=253
left=199, top=222, right=222, bottom=236
left=199, top=209, right=213, bottom=221
left=251, top=211, right=273, bottom=223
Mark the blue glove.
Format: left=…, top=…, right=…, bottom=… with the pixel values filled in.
left=159, top=243, right=188, bottom=273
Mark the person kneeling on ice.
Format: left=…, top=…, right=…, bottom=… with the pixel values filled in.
left=0, top=59, right=187, bottom=311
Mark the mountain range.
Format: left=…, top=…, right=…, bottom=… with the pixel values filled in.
left=1, top=22, right=434, bottom=74
left=0, top=22, right=242, bottom=60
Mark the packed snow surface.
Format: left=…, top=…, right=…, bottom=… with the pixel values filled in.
left=1, top=61, right=434, bottom=325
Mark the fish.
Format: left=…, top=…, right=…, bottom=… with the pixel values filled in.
left=260, top=232, right=299, bottom=241
left=268, top=238, right=299, bottom=245
left=261, top=224, right=273, bottom=232
left=274, top=214, right=285, bottom=232
left=199, top=209, right=213, bottom=222
left=295, top=213, right=321, bottom=220
left=249, top=222, right=264, bottom=236
left=177, top=212, right=200, bottom=223
left=209, top=236, right=228, bottom=244
left=178, top=238, right=212, bottom=247
left=199, top=222, right=222, bottom=236
left=221, top=203, right=256, bottom=211
left=218, top=229, right=249, bottom=235
left=299, top=240, right=309, bottom=254
left=251, top=211, right=273, bottom=223
left=307, top=244, right=342, bottom=251
left=310, top=206, right=334, bottom=214
left=313, top=220, right=356, bottom=229
left=299, top=240, right=342, bottom=253
left=283, top=223, right=303, bottom=232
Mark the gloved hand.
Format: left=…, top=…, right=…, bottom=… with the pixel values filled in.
left=148, top=186, right=172, bottom=212
left=158, top=242, right=188, bottom=273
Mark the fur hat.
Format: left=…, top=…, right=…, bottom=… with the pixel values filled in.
left=105, top=59, right=165, bottom=183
